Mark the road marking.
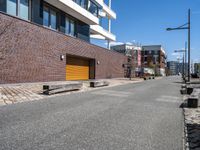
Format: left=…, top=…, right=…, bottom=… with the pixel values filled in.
left=92, top=90, right=131, bottom=97
left=155, top=95, right=181, bottom=103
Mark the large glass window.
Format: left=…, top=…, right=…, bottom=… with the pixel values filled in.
left=70, top=20, right=75, bottom=36
left=65, top=17, right=70, bottom=35
left=81, top=0, right=87, bottom=9
left=88, top=0, right=98, bottom=17
left=73, top=0, right=87, bottom=9
left=0, top=0, right=6, bottom=12
left=43, top=6, right=49, bottom=27
left=4, top=0, right=30, bottom=20
left=50, top=9, right=57, bottom=29
left=64, top=16, right=76, bottom=37
left=19, top=0, right=29, bottom=20
left=43, top=5, right=57, bottom=30
left=7, top=0, right=17, bottom=16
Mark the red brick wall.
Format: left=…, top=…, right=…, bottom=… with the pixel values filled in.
left=0, top=13, right=127, bottom=84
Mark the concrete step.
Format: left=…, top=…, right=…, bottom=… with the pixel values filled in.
left=43, top=83, right=82, bottom=95
left=90, top=81, right=109, bottom=88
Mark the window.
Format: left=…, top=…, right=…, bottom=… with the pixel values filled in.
left=64, top=17, right=76, bottom=37
left=70, top=20, right=75, bottom=36
left=7, top=0, right=17, bottom=16
left=65, top=17, right=70, bottom=35
left=5, top=0, right=30, bottom=20
left=81, top=0, right=87, bottom=9
left=19, top=0, right=29, bottom=20
left=43, top=5, right=57, bottom=30
left=73, top=0, right=87, bottom=9
left=43, top=6, right=49, bottom=27
left=0, top=0, right=6, bottom=12
left=88, top=0, right=98, bottom=17
left=50, top=9, right=57, bottom=29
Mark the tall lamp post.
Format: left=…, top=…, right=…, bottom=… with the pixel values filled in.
left=166, top=9, right=191, bottom=82
left=174, top=50, right=186, bottom=81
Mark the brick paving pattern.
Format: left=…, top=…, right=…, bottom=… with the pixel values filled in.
left=0, top=78, right=144, bottom=106
left=0, top=85, right=44, bottom=106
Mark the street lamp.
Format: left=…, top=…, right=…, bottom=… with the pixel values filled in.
left=174, top=50, right=186, bottom=81
left=166, top=9, right=191, bottom=82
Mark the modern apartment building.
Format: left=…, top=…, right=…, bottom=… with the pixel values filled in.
left=0, top=0, right=116, bottom=42
left=141, top=45, right=167, bottom=76
left=167, top=61, right=179, bottom=75
left=0, top=0, right=127, bottom=83
left=111, top=44, right=142, bottom=77
left=194, top=63, right=200, bottom=74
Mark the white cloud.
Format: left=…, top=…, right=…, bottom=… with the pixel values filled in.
left=104, top=41, right=124, bottom=46
left=171, top=52, right=180, bottom=56
left=125, top=42, right=133, bottom=45
left=132, top=40, right=136, bottom=43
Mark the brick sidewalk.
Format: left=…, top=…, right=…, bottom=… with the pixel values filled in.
left=0, top=84, right=44, bottom=106
left=0, top=78, right=144, bottom=106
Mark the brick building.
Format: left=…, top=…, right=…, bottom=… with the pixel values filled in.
left=111, top=44, right=142, bottom=77
left=141, top=45, right=167, bottom=76
left=0, top=0, right=127, bottom=84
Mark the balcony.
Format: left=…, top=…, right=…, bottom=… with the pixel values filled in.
left=94, top=0, right=116, bottom=19
left=45, top=0, right=99, bottom=25
left=90, top=25, right=116, bottom=41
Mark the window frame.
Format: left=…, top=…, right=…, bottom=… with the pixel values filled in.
left=4, top=0, right=31, bottom=20
left=43, top=3, right=58, bottom=30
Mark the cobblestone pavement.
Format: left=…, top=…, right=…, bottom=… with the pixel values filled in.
left=0, top=84, right=44, bottom=106
left=183, top=95, right=200, bottom=150
left=0, top=78, right=144, bottom=106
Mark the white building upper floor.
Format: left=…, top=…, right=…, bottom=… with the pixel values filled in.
left=46, top=0, right=116, bottom=41
left=0, top=0, right=116, bottom=43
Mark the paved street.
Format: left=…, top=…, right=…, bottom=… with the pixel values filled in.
left=0, top=77, right=183, bottom=150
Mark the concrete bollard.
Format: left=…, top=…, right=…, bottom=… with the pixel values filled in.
left=187, top=96, right=199, bottom=108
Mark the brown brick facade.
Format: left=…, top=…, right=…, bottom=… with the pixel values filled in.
left=0, top=13, right=127, bottom=84
left=141, top=50, right=166, bottom=69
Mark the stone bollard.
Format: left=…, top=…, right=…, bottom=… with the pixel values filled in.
left=187, top=96, right=199, bottom=108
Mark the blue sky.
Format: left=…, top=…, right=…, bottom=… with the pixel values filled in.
left=91, top=0, right=200, bottom=62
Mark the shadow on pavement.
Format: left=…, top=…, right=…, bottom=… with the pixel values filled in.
left=186, top=123, right=200, bottom=149
left=173, top=81, right=185, bottom=84
left=180, top=102, right=187, bottom=108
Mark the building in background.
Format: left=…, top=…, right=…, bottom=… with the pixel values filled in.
left=0, top=0, right=127, bottom=84
left=111, top=43, right=142, bottom=77
left=194, top=63, right=200, bottom=74
left=167, top=61, right=188, bottom=76
left=179, top=62, right=188, bottom=76
left=167, top=61, right=179, bottom=75
left=141, top=45, right=167, bottom=76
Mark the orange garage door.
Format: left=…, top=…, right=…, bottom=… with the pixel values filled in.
left=66, top=57, right=89, bottom=80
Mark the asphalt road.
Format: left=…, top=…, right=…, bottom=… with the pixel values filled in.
left=0, top=77, right=183, bottom=150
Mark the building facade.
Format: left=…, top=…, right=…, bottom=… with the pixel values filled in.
left=0, top=0, right=116, bottom=42
left=141, top=45, right=167, bottom=76
left=0, top=0, right=127, bottom=84
left=194, top=63, right=200, bottom=74
left=167, top=61, right=179, bottom=75
left=111, top=44, right=142, bottom=77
